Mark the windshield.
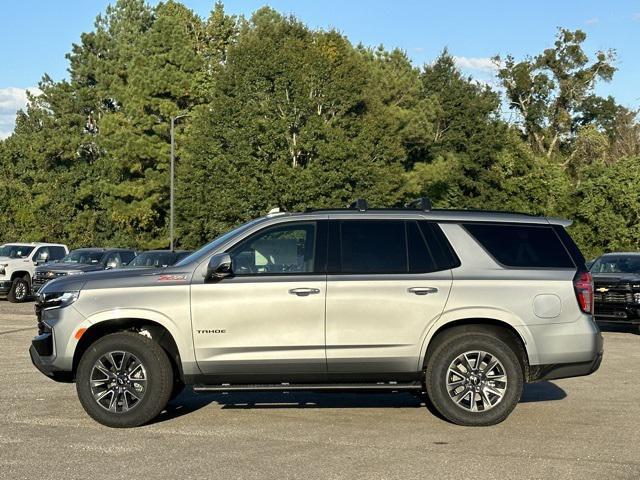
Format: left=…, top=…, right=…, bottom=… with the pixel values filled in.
left=60, top=250, right=104, bottom=265
left=0, top=244, right=34, bottom=259
left=174, top=219, right=264, bottom=266
left=591, top=255, right=640, bottom=274
left=130, top=252, right=177, bottom=268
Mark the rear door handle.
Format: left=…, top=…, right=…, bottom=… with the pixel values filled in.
left=289, top=288, right=321, bottom=296
left=407, top=287, right=438, bottom=295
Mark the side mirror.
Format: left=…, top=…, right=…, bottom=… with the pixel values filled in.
left=35, top=252, right=49, bottom=265
left=105, top=261, right=118, bottom=270
left=207, top=253, right=232, bottom=280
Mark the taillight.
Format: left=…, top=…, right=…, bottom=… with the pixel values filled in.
left=574, top=270, right=594, bottom=314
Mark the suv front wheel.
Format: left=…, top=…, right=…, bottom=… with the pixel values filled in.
left=425, top=326, right=523, bottom=426
left=7, top=276, right=29, bottom=303
left=76, top=332, right=174, bottom=428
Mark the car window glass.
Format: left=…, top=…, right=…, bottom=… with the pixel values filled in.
left=464, top=223, right=574, bottom=268
left=339, top=221, right=407, bottom=274
left=407, top=221, right=436, bottom=273
left=0, top=245, right=35, bottom=258
left=229, top=223, right=316, bottom=275
left=103, top=253, right=122, bottom=268
left=35, top=247, right=50, bottom=261
left=591, top=256, right=640, bottom=273
left=50, top=247, right=66, bottom=261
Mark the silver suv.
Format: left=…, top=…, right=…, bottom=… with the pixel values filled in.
left=30, top=199, right=603, bottom=428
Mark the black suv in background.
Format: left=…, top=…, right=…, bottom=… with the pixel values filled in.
left=127, top=250, right=191, bottom=268
left=590, top=252, right=640, bottom=334
left=32, top=248, right=137, bottom=293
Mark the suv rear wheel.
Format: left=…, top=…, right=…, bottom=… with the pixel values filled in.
left=7, top=276, right=29, bottom=303
left=76, top=332, right=173, bottom=428
left=425, top=326, right=523, bottom=426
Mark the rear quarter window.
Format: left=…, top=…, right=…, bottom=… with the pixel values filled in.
left=463, top=223, right=575, bottom=269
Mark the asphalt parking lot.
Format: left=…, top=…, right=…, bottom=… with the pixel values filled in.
left=1, top=300, right=639, bottom=480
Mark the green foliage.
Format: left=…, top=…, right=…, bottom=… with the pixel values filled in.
left=0, top=2, right=638, bottom=258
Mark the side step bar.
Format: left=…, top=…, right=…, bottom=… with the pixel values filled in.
left=193, top=382, right=423, bottom=393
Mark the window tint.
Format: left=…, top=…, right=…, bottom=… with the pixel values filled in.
left=49, top=246, right=67, bottom=261
left=229, top=222, right=317, bottom=275
left=339, top=221, right=406, bottom=274
left=121, top=251, right=136, bottom=265
left=419, top=222, right=460, bottom=270
left=407, top=221, right=435, bottom=273
left=464, top=223, right=574, bottom=268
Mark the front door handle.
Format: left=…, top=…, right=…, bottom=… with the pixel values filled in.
left=289, top=288, right=321, bottom=296
left=407, top=287, right=438, bottom=295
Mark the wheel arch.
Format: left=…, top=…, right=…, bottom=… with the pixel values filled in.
left=10, top=270, right=31, bottom=282
left=421, top=318, right=531, bottom=381
left=72, top=318, right=184, bottom=383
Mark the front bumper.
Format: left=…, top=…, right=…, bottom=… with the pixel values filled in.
left=29, top=344, right=73, bottom=382
left=0, top=280, right=12, bottom=295
left=594, top=302, right=640, bottom=326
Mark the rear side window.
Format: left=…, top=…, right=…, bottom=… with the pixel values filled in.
left=331, top=220, right=456, bottom=274
left=339, top=221, right=406, bottom=273
left=464, top=223, right=574, bottom=269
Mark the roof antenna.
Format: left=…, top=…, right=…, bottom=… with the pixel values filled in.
left=349, top=199, right=368, bottom=212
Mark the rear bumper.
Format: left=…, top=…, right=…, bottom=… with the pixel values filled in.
left=529, top=332, right=604, bottom=382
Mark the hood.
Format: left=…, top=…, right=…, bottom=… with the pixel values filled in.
left=0, top=256, right=29, bottom=264
left=592, top=273, right=640, bottom=285
left=39, top=266, right=193, bottom=295
left=36, top=262, right=105, bottom=273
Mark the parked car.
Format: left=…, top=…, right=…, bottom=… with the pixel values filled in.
left=32, top=248, right=137, bottom=293
left=128, top=250, right=191, bottom=268
left=0, top=242, right=68, bottom=302
left=30, top=199, right=602, bottom=428
left=590, top=252, right=640, bottom=334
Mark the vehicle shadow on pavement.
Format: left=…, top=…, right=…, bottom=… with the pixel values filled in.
left=152, top=381, right=566, bottom=424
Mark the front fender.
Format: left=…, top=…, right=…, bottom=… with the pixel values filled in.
left=83, top=307, right=198, bottom=375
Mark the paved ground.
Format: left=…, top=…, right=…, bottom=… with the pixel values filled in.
left=1, top=300, right=639, bottom=480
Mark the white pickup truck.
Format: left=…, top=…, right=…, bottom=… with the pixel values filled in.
left=0, top=243, right=69, bottom=302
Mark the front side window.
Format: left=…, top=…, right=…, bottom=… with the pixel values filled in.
left=61, top=250, right=103, bottom=264
left=229, top=222, right=317, bottom=275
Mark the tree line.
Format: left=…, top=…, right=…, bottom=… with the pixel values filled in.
left=1, top=0, right=639, bottom=259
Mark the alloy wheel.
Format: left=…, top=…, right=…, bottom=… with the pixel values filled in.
left=90, top=351, right=147, bottom=413
left=446, top=350, right=508, bottom=412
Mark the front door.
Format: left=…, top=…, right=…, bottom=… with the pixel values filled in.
left=191, top=220, right=328, bottom=378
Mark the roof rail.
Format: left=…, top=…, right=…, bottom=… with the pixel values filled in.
left=349, top=199, right=368, bottom=212
left=404, top=197, right=432, bottom=211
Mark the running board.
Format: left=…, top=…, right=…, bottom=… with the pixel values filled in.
left=193, top=382, right=423, bottom=393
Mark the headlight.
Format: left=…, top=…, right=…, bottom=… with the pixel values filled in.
left=40, top=291, right=80, bottom=310
left=634, top=293, right=640, bottom=304
left=0, top=264, right=5, bottom=275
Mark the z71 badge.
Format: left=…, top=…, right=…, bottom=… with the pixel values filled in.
left=157, top=274, right=188, bottom=281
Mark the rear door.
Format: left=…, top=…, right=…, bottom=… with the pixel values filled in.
left=325, top=218, right=455, bottom=374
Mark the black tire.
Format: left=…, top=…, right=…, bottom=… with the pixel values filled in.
left=76, top=332, right=173, bottom=428
left=425, top=326, right=524, bottom=426
left=7, top=276, right=29, bottom=303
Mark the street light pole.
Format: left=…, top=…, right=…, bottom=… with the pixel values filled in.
left=169, top=113, right=189, bottom=251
